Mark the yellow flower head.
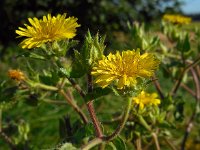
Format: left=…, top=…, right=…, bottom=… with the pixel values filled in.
left=8, top=69, right=25, bottom=81
left=163, top=14, right=191, bottom=24
left=132, top=91, right=160, bottom=110
left=91, top=50, right=160, bottom=89
left=16, top=13, right=80, bottom=49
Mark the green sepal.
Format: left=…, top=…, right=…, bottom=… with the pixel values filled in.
left=52, top=40, right=79, bottom=57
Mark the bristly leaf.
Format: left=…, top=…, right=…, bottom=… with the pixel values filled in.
left=70, top=50, right=87, bottom=78
left=70, top=31, right=106, bottom=78
left=84, top=30, right=106, bottom=66
left=176, top=33, right=190, bottom=53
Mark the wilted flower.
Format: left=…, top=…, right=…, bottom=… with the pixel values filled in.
left=163, top=14, right=191, bottom=24
left=16, top=13, right=80, bottom=49
left=91, top=49, right=160, bottom=89
left=132, top=91, right=160, bottom=110
left=8, top=69, right=25, bottom=81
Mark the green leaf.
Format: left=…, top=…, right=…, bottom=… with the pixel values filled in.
left=106, top=142, right=117, bottom=150
left=25, top=93, right=38, bottom=107
left=59, top=68, right=71, bottom=78
left=39, top=71, right=59, bottom=86
left=72, top=121, right=94, bottom=145
left=0, top=86, right=18, bottom=102
left=81, top=31, right=106, bottom=66
left=174, top=97, right=185, bottom=122
left=176, top=33, right=190, bottom=53
left=112, top=136, right=127, bottom=150
left=59, top=117, right=72, bottom=140
left=17, top=52, right=46, bottom=60
left=182, top=34, right=190, bottom=52
left=70, top=50, right=87, bottom=78
left=158, top=121, right=175, bottom=129
left=59, top=143, right=78, bottom=150
left=85, top=87, right=112, bottom=102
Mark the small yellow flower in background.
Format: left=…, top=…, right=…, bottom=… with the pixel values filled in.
left=163, top=14, right=191, bottom=24
left=8, top=69, right=25, bottom=81
left=91, top=49, right=160, bottom=89
left=132, top=91, right=160, bottom=110
left=16, top=13, right=80, bottom=49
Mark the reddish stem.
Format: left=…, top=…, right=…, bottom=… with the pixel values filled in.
left=87, top=101, right=103, bottom=138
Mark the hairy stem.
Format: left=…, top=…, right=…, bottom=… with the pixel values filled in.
left=0, top=131, right=17, bottom=150
left=163, top=137, right=177, bottom=150
left=152, top=76, right=164, bottom=100
left=181, top=68, right=200, bottom=150
left=87, top=74, right=103, bottom=137
left=42, top=99, right=67, bottom=105
left=27, top=81, right=58, bottom=91
left=180, top=83, right=195, bottom=97
left=60, top=89, right=88, bottom=124
left=136, top=137, right=142, bottom=150
left=67, top=77, right=86, bottom=98
left=171, top=55, right=200, bottom=95
left=87, top=101, right=103, bottom=137
left=81, top=138, right=103, bottom=150
left=103, top=98, right=132, bottom=141
left=152, top=132, right=160, bottom=150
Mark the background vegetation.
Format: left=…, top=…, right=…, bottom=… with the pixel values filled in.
left=1, top=0, right=200, bottom=150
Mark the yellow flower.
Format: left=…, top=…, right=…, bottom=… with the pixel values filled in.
left=132, top=91, right=160, bottom=110
left=16, top=13, right=80, bottom=49
left=8, top=69, right=25, bottom=81
left=91, top=50, right=160, bottom=89
left=163, top=14, right=191, bottom=24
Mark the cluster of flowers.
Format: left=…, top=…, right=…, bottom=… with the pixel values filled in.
left=163, top=14, right=191, bottom=24
left=14, top=13, right=161, bottom=110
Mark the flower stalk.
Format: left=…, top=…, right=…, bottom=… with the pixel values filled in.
left=60, top=89, right=88, bottom=124
left=86, top=74, right=103, bottom=138
left=103, top=97, right=132, bottom=141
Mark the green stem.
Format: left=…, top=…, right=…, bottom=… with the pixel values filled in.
left=42, top=99, right=67, bottom=105
left=103, top=97, right=132, bottom=141
left=27, top=80, right=58, bottom=91
left=82, top=97, right=132, bottom=149
left=81, top=138, right=103, bottom=150
left=152, top=132, right=160, bottom=150
left=138, top=116, right=160, bottom=150
left=138, top=115, right=151, bottom=131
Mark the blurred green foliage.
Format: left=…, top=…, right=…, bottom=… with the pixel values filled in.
left=2, top=1, right=200, bottom=150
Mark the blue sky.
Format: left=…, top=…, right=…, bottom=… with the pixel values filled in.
left=181, top=0, right=200, bottom=14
